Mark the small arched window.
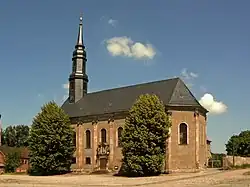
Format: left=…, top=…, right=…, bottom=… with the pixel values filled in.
left=179, top=123, right=188, bottom=145
left=117, top=127, right=123, bottom=147
left=101, top=129, right=107, bottom=143
left=86, top=130, right=91, bottom=148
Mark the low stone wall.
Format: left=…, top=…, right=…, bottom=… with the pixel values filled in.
left=223, top=156, right=250, bottom=168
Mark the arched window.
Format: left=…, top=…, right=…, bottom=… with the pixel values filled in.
left=86, top=130, right=91, bottom=148
left=117, top=127, right=123, bottom=147
left=101, top=128, right=107, bottom=143
left=179, top=123, right=188, bottom=145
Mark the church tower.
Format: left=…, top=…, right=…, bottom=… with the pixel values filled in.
left=69, top=16, right=89, bottom=103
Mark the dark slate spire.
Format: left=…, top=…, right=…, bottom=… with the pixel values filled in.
left=68, top=15, right=89, bottom=103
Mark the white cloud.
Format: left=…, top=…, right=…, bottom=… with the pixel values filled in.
left=61, top=83, right=69, bottom=103
left=106, top=36, right=156, bottom=60
left=63, top=83, right=69, bottom=90
left=100, top=16, right=118, bottom=27
left=108, top=19, right=118, bottom=27
left=181, top=68, right=198, bottom=80
left=190, top=72, right=198, bottom=78
left=199, top=93, right=227, bottom=114
left=180, top=68, right=198, bottom=89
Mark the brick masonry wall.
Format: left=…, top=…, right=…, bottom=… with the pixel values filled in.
left=166, top=110, right=207, bottom=172
left=111, top=119, right=125, bottom=169
left=74, top=110, right=208, bottom=172
left=169, top=111, right=196, bottom=171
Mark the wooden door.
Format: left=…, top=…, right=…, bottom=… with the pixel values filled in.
left=100, top=158, right=107, bottom=170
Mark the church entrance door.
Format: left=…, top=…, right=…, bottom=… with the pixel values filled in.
left=100, top=158, right=107, bottom=170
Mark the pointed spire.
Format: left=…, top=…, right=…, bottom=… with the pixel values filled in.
left=69, top=15, right=88, bottom=103
left=76, top=14, right=83, bottom=46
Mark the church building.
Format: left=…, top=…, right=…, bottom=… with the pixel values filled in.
left=62, top=17, right=209, bottom=173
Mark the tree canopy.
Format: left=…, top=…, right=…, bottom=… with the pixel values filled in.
left=28, top=101, right=75, bottom=175
left=120, top=94, right=171, bottom=177
left=225, top=130, right=250, bottom=157
left=1, top=125, right=29, bottom=147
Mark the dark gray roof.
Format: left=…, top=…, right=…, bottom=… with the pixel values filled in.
left=62, top=77, right=206, bottom=118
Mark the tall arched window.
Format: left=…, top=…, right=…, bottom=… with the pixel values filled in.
left=101, top=128, right=107, bottom=143
left=179, top=123, right=188, bottom=145
left=86, top=130, right=91, bottom=148
left=117, top=127, right=123, bottom=147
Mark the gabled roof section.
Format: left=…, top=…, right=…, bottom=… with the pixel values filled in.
left=168, top=79, right=202, bottom=107
left=61, top=77, right=207, bottom=118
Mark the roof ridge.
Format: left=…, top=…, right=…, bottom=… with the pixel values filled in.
left=87, top=77, right=180, bottom=95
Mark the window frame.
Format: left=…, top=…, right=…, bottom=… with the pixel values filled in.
left=85, top=130, right=91, bottom=149
left=178, top=123, right=188, bottom=145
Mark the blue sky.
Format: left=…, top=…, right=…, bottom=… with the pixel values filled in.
left=0, top=0, right=249, bottom=153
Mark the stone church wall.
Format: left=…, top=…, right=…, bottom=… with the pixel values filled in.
left=199, top=115, right=207, bottom=167
left=73, top=109, right=207, bottom=172
left=168, top=110, right=207, bottom=172
left=169, top=111, right=196, bottom=171
left=111, top=119, right=125, bottom=170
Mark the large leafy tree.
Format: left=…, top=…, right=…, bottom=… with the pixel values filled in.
left=15, top=125, right=30, bottom=147
left=3, top=126, right=16, bottom=147
left=1, top=125, right=29, bottom=147
left=226, top=130, right=250, bottom=157
left=120, top=94, right=171, bottom=177
left=28, top=101, right=75, bottom=175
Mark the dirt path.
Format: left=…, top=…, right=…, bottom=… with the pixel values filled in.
left=150, top=169, right=250, bottom=187
left=0, top=169, right=249, bottom=187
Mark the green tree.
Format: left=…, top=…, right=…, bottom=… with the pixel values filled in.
left=2, top=125, right=30, bottom=147
left=28, top=101, right=75, bottom=176
left=120, top=94, right=171, bottom=177
left=4, top=151, right=21, bottom=173
left=4, top=126, right=17, bottom=147
left=1, top=128, right=5, bottom=145
left=15, top=125, right=30, bottom=147
left=226, top=130, right=250, bottom=157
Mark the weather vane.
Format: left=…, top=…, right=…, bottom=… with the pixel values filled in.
left=80, top=12, right=83, bottom=22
